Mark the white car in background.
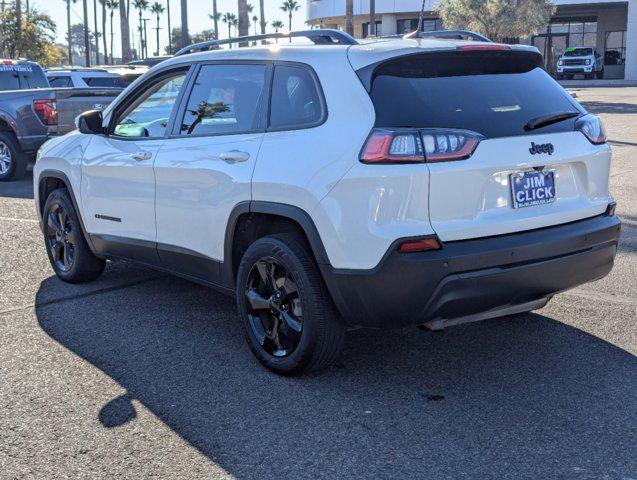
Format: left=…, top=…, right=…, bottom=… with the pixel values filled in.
left=46, top=65, right=148, bottom=88
left=34, top=30, right=620, bottom=375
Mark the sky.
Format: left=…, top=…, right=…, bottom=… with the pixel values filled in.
left=30, top=0, right=309, bottom=58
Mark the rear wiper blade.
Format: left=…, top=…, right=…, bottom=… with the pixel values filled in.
left=524, top=111, right=580, bottom=131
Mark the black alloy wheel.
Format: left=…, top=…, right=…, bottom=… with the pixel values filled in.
left=46, top=203, right=76, bottom=273
left=244, top=257, right=303, bottom=357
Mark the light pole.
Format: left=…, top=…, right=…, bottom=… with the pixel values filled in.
left=143, top=18, right=149, bottom=58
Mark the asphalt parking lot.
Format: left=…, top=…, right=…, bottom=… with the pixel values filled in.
left=1, top=87, right=636, bottom=479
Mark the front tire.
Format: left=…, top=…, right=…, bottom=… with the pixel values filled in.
left=236, top=234, right=346, bottom=375
left=43, top=188, right=106, bottom=283
left=0, top=131, right=27, bottom=181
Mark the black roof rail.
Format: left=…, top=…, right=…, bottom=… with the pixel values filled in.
left=174, top=29, right=358, bottom=56
left=403, top=29, right=492, bottom=42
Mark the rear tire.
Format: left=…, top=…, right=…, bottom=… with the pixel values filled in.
left=236, top=233, right=346, bottom=375
left=0, top=131, right=27, bottom=181
left=43, top=188, right=106, bottom=283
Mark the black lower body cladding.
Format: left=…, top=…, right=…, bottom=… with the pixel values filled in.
left=321, top=214, right=621, bottom=329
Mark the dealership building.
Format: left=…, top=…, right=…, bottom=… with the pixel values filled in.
left=307, top=0, right=637, bottom=80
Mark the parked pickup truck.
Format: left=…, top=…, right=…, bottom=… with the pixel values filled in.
left=0, top=59, right=123, bottom=181
left=556, top=47, right=604, bottom=80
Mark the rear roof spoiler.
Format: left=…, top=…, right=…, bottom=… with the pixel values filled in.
left=404, top=29, right=492, bottom=43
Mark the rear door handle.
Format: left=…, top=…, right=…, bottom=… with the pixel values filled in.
left=131, top=151, right=152, bottom=161
left=219, top=150, right=250, bottom=163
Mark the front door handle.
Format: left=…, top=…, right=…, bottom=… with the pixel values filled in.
left=219, top=150, right=250, bottom=163
left=131, top=151, right=152, bottom=162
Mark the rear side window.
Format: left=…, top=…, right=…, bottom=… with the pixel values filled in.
left=84, top=76, right=119, bottom=87
left=48, top=76, right=72, bottom=87
left=269, top=65, right=324, bottom=130
left=180, top=64, right=267, bottom=136
left=367, top=51, right=583, bottom=138
left=0, top=71, right=21, bottom=90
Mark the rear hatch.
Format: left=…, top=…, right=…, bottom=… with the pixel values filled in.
left=359, top=47, right=612, bottom=241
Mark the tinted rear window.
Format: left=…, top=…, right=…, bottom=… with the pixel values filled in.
left=367, top=51, right=583, bottom=138
left=84, top=76, right=119, bottom=87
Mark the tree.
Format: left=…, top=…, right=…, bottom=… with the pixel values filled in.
left=133, top=0, right=149, bottom=58
left=82, top=0, right=90, bottom=65
left=150, top=2, right=164, bottom=56
left=280, top=0, right=299, bottom=33
left=436, top=0, right=554, bottom=41
left=345, top=0, right=353, bottom=36
left=238, top=0, right=249, bottom=38
left=106, top=0, right=118, bottom=63
left=271, top=19, right=283, bottom=32
left=180, top=0, right=189, bottom=47
left=258, top=0, right=265, bottom=34
left=93, top=0, right=100, bottom=63
left=208, top=11, right=221, bottom=39
left=119, top=0, right=132, bottom=62
left=1, top=6, right=65, bottom=65
left=369, top=0, right=376, bottom=36
left=165, top=0, right=171, bottom=52
left=99, top=0, right=108, bottom=63
left=222, top=12, right=236, bottom=40
left=252, top=15, right=258, bottom=35
left=211, top=0, right=219, bottom=39
left=63, top=0, right=78, bottom=64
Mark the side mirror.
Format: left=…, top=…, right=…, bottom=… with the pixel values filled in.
left=76, top=110, right=104, bottom=135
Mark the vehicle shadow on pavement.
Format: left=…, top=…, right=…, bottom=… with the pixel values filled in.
left=579, top=100, right=637, bottom=115
left=34, top=273, right=637, bottom=479
left=0, top=171, right=34, bottom=200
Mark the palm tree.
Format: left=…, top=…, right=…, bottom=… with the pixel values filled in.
left=222, top=12, right=236, bottom=40
left=106, top=0, right=118, bottom=63
left=280, top=0, right=300, bottom=33
left=271, top=19, right=283, bottom=33
left=133, top=0, right=149, bottom=58
left=238, top=0, right=249, bottom=38
left=99, top=0, right=108, bottom=63
left=252, top=15, right=258, bottom=35
left=180, top=0, right=189, bottom=48
left=150, top=2, right=164, bottom=56
left=369, top=0, right=376, bottom=36
left=345, top=0, right=353, bottom=36
left=165, top=0, right=171, bottom=53
left=208, top=11, right=221, bottom=39
left=82, top=0, right=91, bottom=65
left=94, top=0, right=100, bottom=63
left=258, top=0, right=265, bottom=34
left=64, top=0, right=78, bottom=64
left=119, top=0, right=132, bottom=62
left=271, top=19, right=283, bottom=43
left=211, top=0, right=219, bottom=39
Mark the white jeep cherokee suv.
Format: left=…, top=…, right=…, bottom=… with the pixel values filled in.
left=34, top=31, right=621, bottom=375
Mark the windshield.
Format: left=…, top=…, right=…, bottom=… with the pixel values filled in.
left=564, top=48, right=593, bottom=57
left=367, top=51, right=583, bottom=138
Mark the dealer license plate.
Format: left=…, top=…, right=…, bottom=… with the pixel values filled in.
left=510, top=170, right=556, bottom=209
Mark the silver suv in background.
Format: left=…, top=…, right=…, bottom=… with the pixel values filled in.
left=557, top=47, right=604, bottom=80
left=46, top=66, right=148, bottom=89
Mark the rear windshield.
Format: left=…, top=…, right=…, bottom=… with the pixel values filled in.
left=564, top=48, right=593, bottom=57
left=367, top=51, right=583, bottom=138
left=0, top=63, right=49, bottom=90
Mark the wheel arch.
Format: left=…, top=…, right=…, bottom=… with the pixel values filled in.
left=37, top=169, right=98, bottom=254
left=223, top=201, right=332, bottom=288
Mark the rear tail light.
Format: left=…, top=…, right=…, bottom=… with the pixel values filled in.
left=398, top=237, right=441, bottom=253
left=421, top=129, right=483, bottom=162
left=33, top=99, right=58, bottom=126
left=360, top=128, right=483, bottom=164
left=360, top=129, right=424, bottom=164
left=576, top=114, right=606, bottom=144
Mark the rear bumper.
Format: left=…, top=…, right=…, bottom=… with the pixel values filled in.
left=322, top=214, right=621, bottom=329
left=18, top=134, right=52, bottom=156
